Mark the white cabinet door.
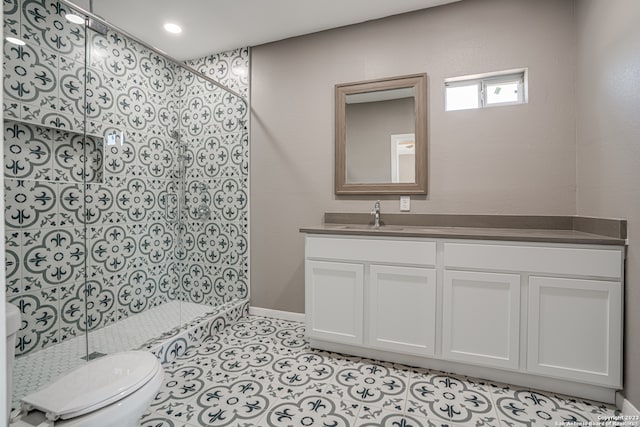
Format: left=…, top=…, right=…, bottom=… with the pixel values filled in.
left=443, top=270, right=520, bottom=369
left=369, top=265, right=436, bottom=356
left=527, top=276, right=622, bottom=387
left=305, top=260, right=364, bottom=345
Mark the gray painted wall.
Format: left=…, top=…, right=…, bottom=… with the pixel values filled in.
left=250, top=0, right=577, bottom=314
left=575, top=0, right=640, bottom=409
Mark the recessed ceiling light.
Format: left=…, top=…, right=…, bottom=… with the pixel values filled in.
left=232, top=66, right=248, bottom=77
left=5, top=37, right=26, bottom=46
left=91, top=46, right=107, bottom=59
left=164, top=23, right=182, bottom=34
left=65, top=13, right=85, bottom=24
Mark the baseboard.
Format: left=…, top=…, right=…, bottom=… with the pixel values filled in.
left=249, top=306, right=305, bottom=322
left=617, top=392, right=640, bottom=416
left=624, top=398, right=640, bottom=416
left=311, top=338, right=618, bottom=403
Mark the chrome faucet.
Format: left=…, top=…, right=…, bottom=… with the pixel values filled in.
left=371, top=200, right=381, bottom=228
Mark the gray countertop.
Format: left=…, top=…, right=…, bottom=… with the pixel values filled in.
left=300, top=223, right=626, bottom=245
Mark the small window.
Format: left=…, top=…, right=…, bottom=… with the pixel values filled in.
left=445, top=69, right=527, bottom=111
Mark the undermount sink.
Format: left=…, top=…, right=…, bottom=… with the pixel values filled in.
left=335, top=224, right=405, bottom=231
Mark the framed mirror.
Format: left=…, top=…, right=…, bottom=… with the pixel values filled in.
left=335, top=73, right=427, bottom=195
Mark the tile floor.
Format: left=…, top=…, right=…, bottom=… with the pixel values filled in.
left=140, top=315, right=625, bottom=427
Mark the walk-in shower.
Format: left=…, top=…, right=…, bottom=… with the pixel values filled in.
left=3, top=0, right=249, bottom=409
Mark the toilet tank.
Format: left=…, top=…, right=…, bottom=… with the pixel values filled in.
left=6, top=303, right=21, bottom=420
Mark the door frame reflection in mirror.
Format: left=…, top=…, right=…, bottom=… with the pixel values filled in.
left=390, top=133, right=416, bottom=184
left=335, top=73, right=427, bottom=195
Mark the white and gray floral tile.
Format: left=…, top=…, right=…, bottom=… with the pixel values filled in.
left=3, top=119, right=54, bottom=180
left=356, top=405, right=448, bottom=427
left=186, top=47, right=250, bottom=99
left=140, top=412, right=201, bottom=427
left=4, top=177, right=57, bottom=229
left=324, top=360, right=410, bottom=413
left=487, top=381, right=620, bottom=426
left=141, top=315, right=624, bottom=427
left=5, top=0, right=250, bottom=356
left=264, top=394, right=361, bottom=427
left=405, top=370, right=500, bottom=426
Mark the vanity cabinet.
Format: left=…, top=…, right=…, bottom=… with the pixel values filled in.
left=369, top=265, right=436, bottom=356
left=304, top=233, right=625, bottom=401
left=442, top=270, right=520, bottom=370
left=305, top=236, right=437, bottom=356
left=443, top=241, right=623, bottom=384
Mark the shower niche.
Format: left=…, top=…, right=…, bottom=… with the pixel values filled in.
left=4, top=120, right=104, bottom=185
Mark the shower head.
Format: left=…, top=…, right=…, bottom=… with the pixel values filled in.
left=87, top=17, right=108, bottom=35
left=78, top=0, right=107, bottom=35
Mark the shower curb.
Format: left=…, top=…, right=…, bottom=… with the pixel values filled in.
left=137, top=299, right=250, bottom=364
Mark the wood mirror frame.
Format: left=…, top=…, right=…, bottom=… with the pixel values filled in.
left=335, top=73, right=427, bottom=195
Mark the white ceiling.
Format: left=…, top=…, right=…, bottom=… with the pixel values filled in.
left=67, top=0, right=461, bottom=61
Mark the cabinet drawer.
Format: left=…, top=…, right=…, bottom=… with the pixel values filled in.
left=307, top=236, right=436, bottom=266
left=444, top=242, right=622, bottom=278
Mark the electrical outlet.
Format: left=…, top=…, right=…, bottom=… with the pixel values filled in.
left=400, top=196, right=410, bottom=212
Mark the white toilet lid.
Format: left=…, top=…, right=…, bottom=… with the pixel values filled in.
left=21, top=351, right=161, bottom=421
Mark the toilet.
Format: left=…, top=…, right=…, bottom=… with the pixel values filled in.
left=5, top=304, right=164, bottom=427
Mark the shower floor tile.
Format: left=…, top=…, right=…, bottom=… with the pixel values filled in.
left=140, top=315, right=627, bottom=427
left=11, top=301, right=213, bottom=410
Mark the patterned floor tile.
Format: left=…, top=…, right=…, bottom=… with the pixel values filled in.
left=240, top=367, right=329, bottom=401
left=579, top=398, right=623, bottom=423
left=264, top=394, right=360, bottom=427
left=325, top=359, right=410, bottom=412
left=220, top=316, right=297, bottom=342
left=215, top=316, right=313, bottom=358
left=140, top=410, right=201, bottom=427
left=357, top=405, right=452, bottom=427
left=270, top=352, right=336, bottom=389
left=133, top=314, right=626, bottom=427
left=272, top=323, right=306, bottom=350
left=251, top=335, right=311, bottom=357
left=406, top=371, right=499, bottom=425
left=194, top=377, right=273, bottom=426
left=490, top=383, right=592, bottom=426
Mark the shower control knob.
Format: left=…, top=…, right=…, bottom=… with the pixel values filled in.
left=195, top=204, right=211, bottom=219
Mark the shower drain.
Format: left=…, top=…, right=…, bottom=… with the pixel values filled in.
left=82, top=351, right=107, bottom=361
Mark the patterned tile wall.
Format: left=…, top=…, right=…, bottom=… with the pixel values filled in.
left=186, top=47, right=250, bottom=99
left=3, top=0, right=250, bottom=356
left=178, top=50, right=249, bottom=308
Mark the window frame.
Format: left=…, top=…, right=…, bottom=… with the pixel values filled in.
left=445, top=69, right=527, bottom=111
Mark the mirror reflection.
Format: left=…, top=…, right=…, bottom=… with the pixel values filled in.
left=345, top=88, right=416, bottom=184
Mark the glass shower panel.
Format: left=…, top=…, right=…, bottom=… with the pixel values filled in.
left=175, top=68, right=249, bottom=314
left=82, top=18, right=183, bottom=357
left=3, top=0, right=90, bottom=408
